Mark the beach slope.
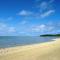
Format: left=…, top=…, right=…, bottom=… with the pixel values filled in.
left=0, top=38, right=60, bottom=60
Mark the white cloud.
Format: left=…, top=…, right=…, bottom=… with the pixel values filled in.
left=8, top=27, right=16, bottom=33
left=40, top=10, right=55, bottom=18
left=0, top=23, right=16, bottom=33
left=0, top=23, right=6, bottom=28
left=18, top=10, right=33, bottom=16
left=19, top=32, right=26, bottom=34
left=20, top=21, right=27, bottom=25
left=17, top=0, right=55, bottom=18
left=0, top=22, right=58, bottom=36
left=0, top=23, right=7, bottom=31
left=31, top=24, right=54, bottom=32
left=7, top=17, right=13, bottom=20
left=0, top=17, right=13, bottom=23
left=34, top=0, right=55, bottom=18
left=37, top=0, right=54, bottom=10
left=32, top=24, right=46, bottom=32
left=40, top=1, right=48, bottom=11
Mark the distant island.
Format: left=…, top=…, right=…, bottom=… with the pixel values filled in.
left=40, top=34, right=60, bottom=37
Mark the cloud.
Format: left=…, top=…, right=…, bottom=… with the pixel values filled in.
left=20, top=21, right=27, bottom=25
left=0, top=22, right=59, bottom=36
left=34, top=0, right=55, bottom=18
left=0, top=23, right=16, bottom=34
left=31, top=24, right=54, bottom=32
left=40, top=1, right=48, bottom=11
left=36, top=0, right=54, bottom=9
left=17, top=0, right=55, bottom=18
left=8, top=27, right=16, bottom=33
left=7, top=17, right=13, bottom=20
left=40, top=10, right=55, bottom=18
left=0, top=17, right=13, bottom=23
left=18, top=10, right=33, bottom=16
left=32, top=24, right=46, bottom=32
left=0, top=23, right=7, bottom=31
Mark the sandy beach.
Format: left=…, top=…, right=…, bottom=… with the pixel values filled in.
left=0, top=38, right=60, bottom=60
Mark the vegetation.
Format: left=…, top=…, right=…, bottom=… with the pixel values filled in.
left=40, top=34, right=60, bottom=37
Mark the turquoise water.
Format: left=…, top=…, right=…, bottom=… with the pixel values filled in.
left=0, top=36, right=56, bottom=48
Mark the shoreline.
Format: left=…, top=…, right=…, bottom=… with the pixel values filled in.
left=0, top=38, right=59, bottom=55
left=0, top=38, right=60, bottom=60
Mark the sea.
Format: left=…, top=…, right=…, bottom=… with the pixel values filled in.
left=0, top=36, right=57, bottom=48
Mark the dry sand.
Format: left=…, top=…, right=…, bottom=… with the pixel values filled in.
left=0, top=38, right=60, bottom=60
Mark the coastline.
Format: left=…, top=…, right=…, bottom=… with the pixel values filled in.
left=0, top=38, right=60, bottom=60
left=0, top=38, right=57, bottom=55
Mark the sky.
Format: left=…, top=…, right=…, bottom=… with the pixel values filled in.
left=0, top=0, right=60, bottom=36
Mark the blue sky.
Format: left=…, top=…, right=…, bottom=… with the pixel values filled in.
left=0, top=0, right=60, bottom=36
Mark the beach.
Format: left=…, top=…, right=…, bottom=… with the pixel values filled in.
left=0, top=38, right=60, bottom=60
